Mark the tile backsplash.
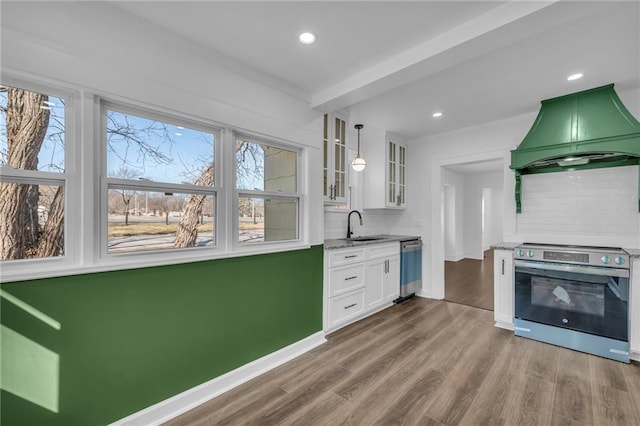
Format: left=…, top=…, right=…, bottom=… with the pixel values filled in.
left=323, top=209, right=420, bottom=240
left=516, top=166, right=639, bottom=246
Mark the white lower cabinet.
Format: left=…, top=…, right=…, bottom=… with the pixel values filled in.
left=327, top=289, right=366, bottom=330
left=329, top=264, right=366, bottom=297
left=325, top=242, right=400, bottom=333
left=630, top=259, right=640, bottom=360
left=493, top=249, right=514, bottom=330
left=366, top=255, right=400, bottom=308
left=384, top=256, right=400, bottom=303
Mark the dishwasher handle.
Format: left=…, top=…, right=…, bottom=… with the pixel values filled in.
left=401, top=240, right=423, bottom=251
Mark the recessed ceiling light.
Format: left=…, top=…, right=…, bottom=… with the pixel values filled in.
left=567, top=73, right=583, bottom=81
left=432, top=112, right=443, bottom=118
left=298, top=32, right=317, bottom=45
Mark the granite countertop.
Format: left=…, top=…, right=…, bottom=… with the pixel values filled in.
left=490, top=242, right=520, bottom=251
left=324, top=234, right=420, bottom=250
left=625, top=248, right=640, bottom=258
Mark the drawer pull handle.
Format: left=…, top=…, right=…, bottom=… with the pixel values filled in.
left=344, top=303, right=357, bottom=310
left=345, top=276, right=358, bottom=281
left=344, top=255, right=358, bottom=259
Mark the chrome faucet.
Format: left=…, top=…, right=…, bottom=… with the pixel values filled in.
left=347, top=210, right=363, bottom=239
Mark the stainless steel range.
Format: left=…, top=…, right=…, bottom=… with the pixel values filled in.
left=513, top=243, right=630, bottom=363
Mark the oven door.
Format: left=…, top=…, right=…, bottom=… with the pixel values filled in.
left=514, top=260, right=629, bottom=342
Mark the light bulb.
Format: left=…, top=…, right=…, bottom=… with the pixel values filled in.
left=351, top=156, right=366, bottom=171
left=298, top=32, right=317, bottom=45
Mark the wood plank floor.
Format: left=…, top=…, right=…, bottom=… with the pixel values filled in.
left=445, top=249, right=494, bottom=311
left=165, top=298, right=640, bottom=426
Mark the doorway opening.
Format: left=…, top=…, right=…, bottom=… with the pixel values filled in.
left=442, top=159, right=504, bottom=311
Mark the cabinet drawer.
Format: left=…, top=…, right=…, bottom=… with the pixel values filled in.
left=329, top=264, right=365, bottom=297
left=328, top=248, right=366, bottom=267
left=328, top=289, right=365, bottom=329
left=366, top=242, right=399, bottom=259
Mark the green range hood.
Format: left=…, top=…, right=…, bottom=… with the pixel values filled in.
left=510, top=83, right=640, bottom=213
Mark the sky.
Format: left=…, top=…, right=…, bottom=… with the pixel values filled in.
left=1, top=87, right=265, bottom=190
left=106, top=110, right=214, bottom=185
left=0, top=90, right=65, bottom=173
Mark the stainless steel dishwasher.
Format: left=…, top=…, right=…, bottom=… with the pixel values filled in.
left=394, top=237, right=422, bottom=303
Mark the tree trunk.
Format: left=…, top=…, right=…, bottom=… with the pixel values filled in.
left=0, top=183, right=27, bottom=259
left=36, top=186, right=64, bottom=257
left=120, top=192, right=131, bottom=226
left=174, top=164, right=214, bottom=248
left=23, top=185, right=40, bottom=248
left=0, top=88, right=50, bottom=260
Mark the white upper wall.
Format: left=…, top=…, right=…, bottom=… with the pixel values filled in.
left=1, top=1, right=326, bottom=246
left=1, top=1, right=321, bottom=145
left=442, top=168, right=465, bottom=261
left=463, top=171, right=503, bottom=258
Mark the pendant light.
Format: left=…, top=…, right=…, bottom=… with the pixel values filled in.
left=351, top=124, right=366, bottom=171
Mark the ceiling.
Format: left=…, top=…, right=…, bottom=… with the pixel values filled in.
left=111, top=1, right=639, bottom=140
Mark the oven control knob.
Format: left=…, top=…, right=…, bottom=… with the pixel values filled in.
left=615, top=256, right=625, bottom=266
left=601, top=255, right=610, bottom=264
left=517, top=249, right=525, bottom=257
left=527, top=250, right=535, bottom=258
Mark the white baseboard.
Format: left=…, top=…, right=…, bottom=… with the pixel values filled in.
left=495, top=321, right=515, bottom=331
left=415, top=287, right=429, bottom=298
left=416, top=288, right=443, bottom=300
left=444, top=253, right=464, bottom=262
left=464, top=251, right=483, bottom=260
left=110, top=331, right=326, bottom=426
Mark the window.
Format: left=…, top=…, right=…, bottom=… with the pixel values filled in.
left=235, top=136, right=300, bottom=244
left=0, top=84, right=68, bottom=261
left=2, top=77, right=309, bottom=280
left=104, top=104, right=218, bottom=254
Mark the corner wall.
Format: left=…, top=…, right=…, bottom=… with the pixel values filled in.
left=442, top=169, right=465, bottom=261
left=463, top=171, right=503, bottom=259
left=409, top=86, right=640, bottom=300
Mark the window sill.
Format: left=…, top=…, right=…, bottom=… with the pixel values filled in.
left=0, top=242, right=312, bottom=284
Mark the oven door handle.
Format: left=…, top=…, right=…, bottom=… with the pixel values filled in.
left=514, top=260, right=629, bottom=278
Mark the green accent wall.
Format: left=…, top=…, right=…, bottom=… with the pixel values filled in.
left=1, top=245, right=324, bottom=425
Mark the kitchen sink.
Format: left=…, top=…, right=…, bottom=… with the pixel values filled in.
left=348, top=236, right=386, bottom=242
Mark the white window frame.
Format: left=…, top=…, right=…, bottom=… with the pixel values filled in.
left=233, top=132, right=304, bottom=251
left=100, top=101, right=222, bottom=260
left=0, top=77, right=80, bottom=279
left=1, top=75, right=310, bottom=283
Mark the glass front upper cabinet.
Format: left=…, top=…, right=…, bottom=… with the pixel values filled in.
left=323, top=113, right=347, bottom=204
left=386, top=136, right=406, bottom=208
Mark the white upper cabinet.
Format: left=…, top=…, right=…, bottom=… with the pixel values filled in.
left=364, top=132, right=407, bottom=209
left=386, top=136, right=407, bottom=208
left=323, top=113, right=348, bottom=205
